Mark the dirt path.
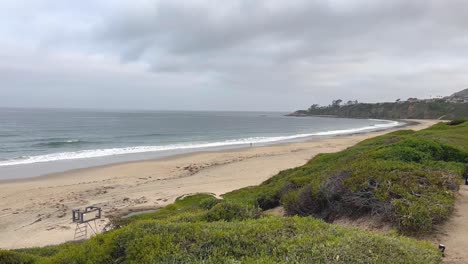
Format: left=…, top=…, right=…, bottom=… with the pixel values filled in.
left=437, top=185, right=468, bottom=263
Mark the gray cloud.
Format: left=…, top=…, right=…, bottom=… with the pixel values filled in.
left=1, top=0, right=468, bottom=111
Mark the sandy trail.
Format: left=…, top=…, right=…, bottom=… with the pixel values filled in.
left=0, top=120, right=437, bottom=249
left=434, top=185, right=468, bottom=263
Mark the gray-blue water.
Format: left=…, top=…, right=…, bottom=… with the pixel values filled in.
left=0, top=108, right=401, bottom=180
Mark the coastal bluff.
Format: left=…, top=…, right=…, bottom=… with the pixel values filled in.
left=289, top=89, right=468, bottom=120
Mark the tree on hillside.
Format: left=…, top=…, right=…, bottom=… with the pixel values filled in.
left=332, top=99, right=343, bottom=107
left=346, top=100, right=359, bottom=106
left=308, top=104, right=320, bottom=111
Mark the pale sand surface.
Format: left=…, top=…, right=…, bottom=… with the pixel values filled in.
left=428, top=185, right=468, bottom=264
left=0, top=120, right=438, bottom=249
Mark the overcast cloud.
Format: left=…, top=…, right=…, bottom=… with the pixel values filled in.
left=1, top=0, right=467, bottom=111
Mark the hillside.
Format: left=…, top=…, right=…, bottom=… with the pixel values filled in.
left=450, top=88, right=468, bottom=99
left=2, top=121, right=468, bottom=263
left=290, top=101, right=468, bottom=119
left=289, top=90, right=468, bottom=119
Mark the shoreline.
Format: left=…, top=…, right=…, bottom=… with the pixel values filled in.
left=0, top=119, right=437, bottom=249
left=0, top=118, right=410, bottom=183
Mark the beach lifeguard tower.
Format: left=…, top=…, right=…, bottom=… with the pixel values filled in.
left=72, top=206, right=102, bottom=240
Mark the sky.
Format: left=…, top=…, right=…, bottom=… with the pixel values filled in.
left=1, top=0, right=467, bottom=111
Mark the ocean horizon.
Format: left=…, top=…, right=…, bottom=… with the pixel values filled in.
left=0, top=108, right=402, bottom=180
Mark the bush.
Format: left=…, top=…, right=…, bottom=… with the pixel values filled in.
left=204, top=201, right=261, bottom=222
left=104, top=216, right=133, bottom=231
left=199, top=196, right=222, bottom=210
left=0, top=250, right=38, bottom=264
left=255, top=191, right=281, bottom=210
left=373, top=146, right=430, bottom=163
left=282, top=185, right=327, bottom=217
left=448, top=119, right=466, bottom=126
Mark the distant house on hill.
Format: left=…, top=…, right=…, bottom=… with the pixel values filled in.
left=444, top=88, right=468, bottom=103
left=424, top=96, right=443, bottom=103
left=407, top=97, right=419, bottom=103
left=446, top=97, right=467, bottom=103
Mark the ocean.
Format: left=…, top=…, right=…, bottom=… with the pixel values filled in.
left=0, top=108, right=402, bottom=179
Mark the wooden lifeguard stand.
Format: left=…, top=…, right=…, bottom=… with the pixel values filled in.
left=72, top=206, right=102, bottom=240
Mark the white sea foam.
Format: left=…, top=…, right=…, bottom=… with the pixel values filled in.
left=0, top=120, right=401, bottom=167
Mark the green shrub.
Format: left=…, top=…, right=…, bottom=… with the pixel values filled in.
left=282, top=185, right=326, bottom=217
left=255, top=190, right=281, bottom=210
left=0, top=250, right=38, bottom=264
left=204, top=201, right=261, bottom=222
left=199, top=196, right=222, bottom=210
left=105, top=216, right=133, bottom=230
left=373, top=146, right=430, bottom=163
left=14, top=246, right=63, bottom=258
left=128, top=193, right=215, bottom=223
left=448, top=119, right=466, bottom=126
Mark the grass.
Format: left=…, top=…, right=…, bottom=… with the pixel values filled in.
left=3, top=121, right=468, bottom=263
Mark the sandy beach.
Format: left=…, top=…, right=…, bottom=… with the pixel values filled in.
left=0, top=119, right=439, bottom=249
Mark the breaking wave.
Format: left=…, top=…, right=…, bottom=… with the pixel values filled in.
left=0, top=120, right=401, bottom=167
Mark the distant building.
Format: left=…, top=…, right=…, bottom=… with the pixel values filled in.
left=461, top=95, right=468, bottom=103
left=446, top=88, right=468, bottom=103
left=407, top=98, right=419, bottom=103
left=445, top=97, right=464, bottom=103
left=443, top=95, right=468, bottom=104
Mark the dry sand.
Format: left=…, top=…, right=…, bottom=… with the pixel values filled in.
left=428, top=185, right=468, bottom=264
left=0, top=120, right=438, bottom=249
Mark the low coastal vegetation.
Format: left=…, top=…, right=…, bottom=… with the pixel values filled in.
left=2, top=213, right=440, bottom=263
left=226, top=121, right=468, bottom=233
left=2, top=121, right=468, bottom=263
